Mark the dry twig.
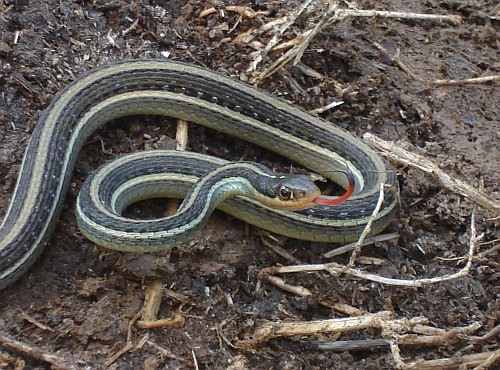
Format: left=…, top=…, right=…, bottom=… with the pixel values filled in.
left=405, top=351, right=498, bottom=369
left=373, top=41, right=422, bottom=81
left=348, top=182, right=387, bottom=265
left=470, top=324, right=500, bottom=344
left=136, top=279, right=185, bottom=329
left=432, top=75, right=500, bottom=86
left=333, top=8, right=461, bottom=25
left=0, top=332, right=72, bottom=369
left=258, top=271, right=312, bottom=297
left=249, top=0, right=315, bottom=72
left=260, top=235, right=303, bottom=264
left=199, top=5, right=270, bottom=19
left=146, top=340, right=192, bottom=366
left=235, top=308, right=488, bottom=369
left=252, top=2, right=338, bottom=82
left=236, top=311, right=395, bottom=347
left=104, top=342, right=134, bottom=367
left=363, top=133, right=500, bottom=215
left=323, top=233, right=399, bottom=258
left=260, top=205, right=480, bottom=287
left=251, top=2, right=462, bottom=81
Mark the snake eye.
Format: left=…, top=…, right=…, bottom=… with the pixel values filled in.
left=277, top=185, right=293, bottom=200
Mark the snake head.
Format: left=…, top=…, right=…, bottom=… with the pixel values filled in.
left=257, top=174, right=322, bottom=210
left=256, top=167, right=355, bottom=210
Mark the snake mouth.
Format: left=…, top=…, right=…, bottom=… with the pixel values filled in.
left=312, top=169, right=355, bottom=206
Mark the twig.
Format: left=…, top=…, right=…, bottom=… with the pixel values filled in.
left=386, top=335, right=405, bottom=369
left=225, top=6, right=270, bottom=19
left=323, top=233, right=399, bottom=258
left=163, top=288, right=190, bottom=304
left=192, top=348, right=199, bottom=370
left=263, top=207, right=480, bottom=287
left=383, top=318, right=482, bottom=368
left=175, top=119, right=189, bottom=151
left=130, top=119, right=188, bottom=333
left=348, top=182, right=386, bottom=266
left=128, top=118, right=190, bottom=333
left=105, top=341, right=133, bottom=367
left=326, top=302, right=368, bottom=316
left=470, top=324, right=500, bottom=344
left=260, top=235, right=303, bottom=264
left=136, top=279, right=185, bottom=329
left=291, top=2, right=338, bottom=65
left=146, top=340, right=192, bottom=366
left=333, top=9, right=461, bottom=25
left=258, top=270, right=312, bottom=297
left=432, top=75, right=500, bottom=86
left=137, top=314, right=184, bottom=330
left=163, top=118, right=190, bottom=215
left=238, top=312, right=485, bottom=370
left=253, top=2, right=338, bottom=82
left=373, top=41, right=422, bottom=81
left=122, top=18, right=139, bottom=36
left=473, top=349, right=500, bottom=370
left=0, top=332, right=72, bottom=369
left=251, top=3, right=461, bottom=81
left=250, top=0, right=315, bottom=71
left=18, top=309, right=54, bottom=332
left=405, top=351, right=498, bottom=369
left=198, top=6, right=270, bottom=19
left=235, top=311, right=394, bottom=347
left=310, top=339, right=390, bottom=351
left=363, top=133, right=500, bottom=215
left=396, top=322, right=482, bottom=346
left=311, top=321, right=482, bottom=353
left=215, top=323, right=238, bottom=350
left=310, top=100, right=344, bottom=114
left=137, top=279, right=163, bottom=326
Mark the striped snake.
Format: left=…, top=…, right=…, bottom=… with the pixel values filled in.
left=0, top=60, right=398, bottom=289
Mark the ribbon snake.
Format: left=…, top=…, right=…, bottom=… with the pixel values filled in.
left=0, top=60, right=399, bottom=289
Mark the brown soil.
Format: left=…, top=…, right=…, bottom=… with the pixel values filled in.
left=0, top=1, right=498, bottom=369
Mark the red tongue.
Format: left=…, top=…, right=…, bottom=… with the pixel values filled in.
left=312, top=170, right=355, bottom=206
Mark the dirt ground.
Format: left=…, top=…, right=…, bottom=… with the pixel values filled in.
left=0, top=1, right=499, bottom=369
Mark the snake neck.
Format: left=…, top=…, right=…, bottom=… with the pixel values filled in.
left=177, top=162, right=270, bottom=217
